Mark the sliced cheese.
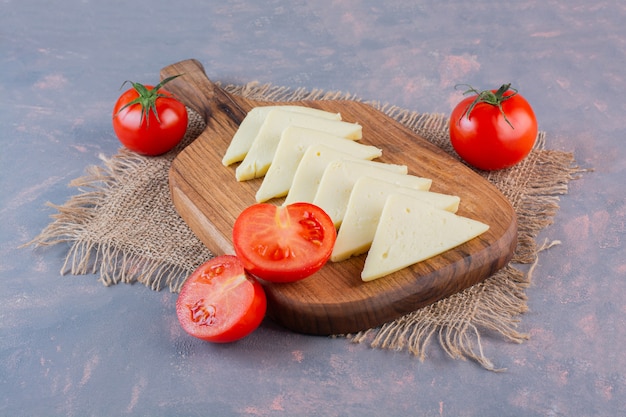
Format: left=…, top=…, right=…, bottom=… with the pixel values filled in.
left=361, top=194, right=489, bottom=282
left=284, top=145, right=406, bottom=205
left=255, top=126, right=382, bottom=203
left=331, top=176, right=460, bottom=262
left=222, top=105, right=341, bottom=166
left=236, top=109, right=362, bottom=181
left=313, top=160, right=431, bottom=228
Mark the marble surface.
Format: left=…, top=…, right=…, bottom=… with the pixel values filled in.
left=2, top=0, right=624, bottom=416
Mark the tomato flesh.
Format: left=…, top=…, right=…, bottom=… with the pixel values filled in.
left=232, top=203, right=337, bottom=283
left=176, top=255, right=266, bottom=343
left=112, top=85, right=188, bottom=156
left=449, top=89, right=537, bottom=171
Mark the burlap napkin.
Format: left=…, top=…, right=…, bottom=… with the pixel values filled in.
left=30, top=82, right=583, bottom=370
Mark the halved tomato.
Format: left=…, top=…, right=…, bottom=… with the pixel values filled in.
left=176, top=255, right=266, bottom=343
left=232, top=202, right=336, bottom=283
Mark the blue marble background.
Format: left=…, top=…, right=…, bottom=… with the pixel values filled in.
left=1, top=1, right=624, bottom=416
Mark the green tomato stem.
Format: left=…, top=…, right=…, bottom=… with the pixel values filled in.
left=455, top=83, right=518, bottom=129
left=115, top=74, right=184, bottom=127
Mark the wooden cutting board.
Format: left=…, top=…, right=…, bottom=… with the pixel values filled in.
left=163, top=59, right=518, bottom=336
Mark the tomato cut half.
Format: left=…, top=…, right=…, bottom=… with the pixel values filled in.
left=176, top=255, right=266, bottom=343
left=232, top=202, right=337, bottom=283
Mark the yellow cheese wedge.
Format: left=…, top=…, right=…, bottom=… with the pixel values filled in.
left=331, top=176, right=460, bottom=262
left=255, top=126, right=382, bottom=203
left=235, top=109, right=362, bottom=181
left=361, top=194, right=489, bottom=282
left=313, top=160, right=431, bottom=228
left=222, top=105, right=341, bottom=166
left=284, top=145, right=406, bottom=205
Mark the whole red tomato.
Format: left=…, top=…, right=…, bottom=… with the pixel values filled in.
left=112, top=75, right=188, bottom=156
left=449, top=84, right=537, bottom=171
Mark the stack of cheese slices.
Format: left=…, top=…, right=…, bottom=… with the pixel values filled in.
left=222, top=105, right=489, bottom=282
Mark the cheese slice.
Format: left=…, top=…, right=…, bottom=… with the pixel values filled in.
left=255, top=126, right=382, bottom=203
left=284, top=145, right=406, bottom=205
left=313, top=160, right=432, bottom=228
left=236, top=109, right=362, bottom=181
left=331, top=176, right=460, bottom=262
left=222, top=105, right=341, bottom=166
left=361, top=194, right=489, bottom=282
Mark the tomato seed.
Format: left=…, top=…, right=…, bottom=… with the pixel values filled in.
left=189, top=299, right=217, bottom=326
left=198, top=263, right=226, bottom=284
left=209, top=263, right=225, bottom=276
left=300, top=218, right=324, bottom=245
left=270, top=245, right=293, bottom=261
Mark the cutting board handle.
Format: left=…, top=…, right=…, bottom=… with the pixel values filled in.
left=160, top=59, right=247, bottom=128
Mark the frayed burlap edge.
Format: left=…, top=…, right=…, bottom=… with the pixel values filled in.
left=27, top=116, right=212, bottom=292
left=28, top=81, right=587, bottom=370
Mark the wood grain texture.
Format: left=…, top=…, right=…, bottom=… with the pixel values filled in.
left=162, top=59, right=517, bottom=335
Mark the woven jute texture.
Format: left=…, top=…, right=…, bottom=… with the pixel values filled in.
left=30, top=82, right=584, bottom=370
